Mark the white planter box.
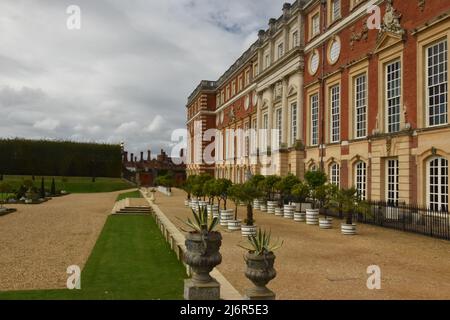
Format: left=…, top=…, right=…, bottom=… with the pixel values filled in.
left=283, top=205, right=295, bottom=219
left=228, top=220, right=242, bottom=231
left=319, top=218, right=333, bottom=229
left=241, top=225, right=257, bottom=237
left=267, top=201, right=277, bottom=214
left=220, top=209, right=234, bottom=226
left=294, top=212, right=306, bottom=222
left=306, top=209, right=319, bottom=225
left=341, top=223, right=357, bottom=235
left=274, top=207, right=284, bottom=217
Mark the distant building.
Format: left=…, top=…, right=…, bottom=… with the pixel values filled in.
left=122, top=148, right=186, bottom=187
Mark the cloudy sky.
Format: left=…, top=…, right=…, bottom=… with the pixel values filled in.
left=0, top=0, right=287, bottom=156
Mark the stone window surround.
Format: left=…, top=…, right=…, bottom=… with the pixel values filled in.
left=348, top=59, right=369, bottom=140
left=324, top=73, right=342, bottom=145
left=306, top=83, right=321, bottom=147
left=416, top=19, right=450, bottom=129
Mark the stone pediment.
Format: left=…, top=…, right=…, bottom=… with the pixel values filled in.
left=374, top=31, right=404, bottom=54
left=287, top=84, right=298, bottom=97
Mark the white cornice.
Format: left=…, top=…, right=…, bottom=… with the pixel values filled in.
left=305, top=0, right=382, bottom=53
left=214, top=84, right=257, bottom=114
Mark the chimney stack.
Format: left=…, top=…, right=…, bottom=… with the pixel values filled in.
left=130, top=153, right=134, bottom=163
left=147, top=150, right=151, bottom=161
left=140, top=152, right=144, bottom=162
left=123, top=151, right=128, bottom=162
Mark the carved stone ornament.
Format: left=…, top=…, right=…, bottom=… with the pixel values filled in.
left=350, top=22, right=369, bottom=50
left=378, top=0, right=405, bottom=41
left=228, top=107, right=236, bottom=123
left=418, top=0, right=425, bottom=12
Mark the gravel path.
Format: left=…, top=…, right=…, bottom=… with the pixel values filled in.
left=0, top=190, right=132, bottom=291
left=154, top=189, right=450, bottom=300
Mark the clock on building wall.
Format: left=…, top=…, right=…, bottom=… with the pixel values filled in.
left=309, top=49, right=320, bottom=75
left=328, top=36, right=341, bottom=65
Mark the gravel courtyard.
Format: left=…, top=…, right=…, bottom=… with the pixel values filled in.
left=154, top=189, right=450, bottom=300
left=0, top=191, right=131, bottom=291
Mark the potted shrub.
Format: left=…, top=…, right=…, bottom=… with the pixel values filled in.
left=227, top=184, right=243, bottom=231
left=259, top=175, right=281, bottom=214
left=248, top=175, right=266, bottom=210
left=239, top=228, right=283, bottom=300
left=182, top=175, right=197, bottom=206
left=215, top=179, right=233, bottom=225
left=180, top=206, right=222, bottom=284
left=203, top=179, right=219, bottom=218
left=330, top=188, right=368, bottom=235
left=275, top=174, right=300, bottom=219
left=237, top=181, right=263, bottom=237
left=304, top=170, right=328, bottom=225
left=291, top=181, right=310, bottom=222
left=317, top=184, right=336, bottom=230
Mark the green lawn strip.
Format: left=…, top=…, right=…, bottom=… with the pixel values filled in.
left=116, top=190, right=142, bottom=202
left=2, top=176, right=135, bottom=193
left=0, top=215, right=186, bottom=300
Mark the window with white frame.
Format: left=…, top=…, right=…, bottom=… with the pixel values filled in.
left=232, top=81, right=236, bottom=96
left=330, top=84, right=340, bottom=143
left=332, top=0, right=341, bottom=22
left=386, top=60, right=401, bottom=133
left=355, top=161, right=367, bottom=200
left=245, top=70, right=250, bottom=86
left=330, top=163, right=340, bottom=187
left=292, top=31, right=299, bottom=48
left=355, top=74, right=367, bottom=138
left=244, top=122, right=250, bottom=157
left=386, top=159, right=399, bottom=204
left=427, top=39, right=448, bottom=127
left=263, top=113, right=268, bottom=150
left=278, top=43, right=284, bottom=59
left=265, top=54, right=270, bottom=69
left=276, top=108, right=282, bottom=148
left=311, top=94, right=319, bottom=146
left=428, top=157, right=448, bottom=212
left=312, top=13, right=320, bottom=37
left=291, top=102, right=297, bottom=146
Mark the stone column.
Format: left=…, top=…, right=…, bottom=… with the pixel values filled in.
left=298, top=62, right=305, bottom=142
left=282, top=77, right=289, bottom=146
left=267, top=88, right=274, bottom=153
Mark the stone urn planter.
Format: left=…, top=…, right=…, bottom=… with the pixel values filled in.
left=341, top=223, right=357, bottom=235
left=306, top=208, right=319, bottom=225
left=228, top=219, right=242, bottom=231
left=184, top=232, right=223, bottom=284
left=319, top=217, right=333, bottom=229
left=241, top=225, right=257, bottom=237
left=244, top=252, right=277, bottom=300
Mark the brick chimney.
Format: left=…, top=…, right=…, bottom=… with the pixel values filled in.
left=147, top=150, right=151, bottom=161
left=140, top=152, right=144, bottom=162
left=123, top=151, right=128, bottom=162
left=130, top=153, right=134, bottom=163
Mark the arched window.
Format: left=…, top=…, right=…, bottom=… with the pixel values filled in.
left=330, top=163, right=340, bottom=187
left=310, top=164, right=318, bottom=172
left=428, top=157, right=448, bottom=212
left=355, top=161, right=367, bottom=200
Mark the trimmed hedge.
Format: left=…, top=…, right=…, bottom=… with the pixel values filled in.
left=0, top=139, right=121, bottom=178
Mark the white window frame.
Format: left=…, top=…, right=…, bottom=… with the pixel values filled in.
left=292, top=30, right=299, bottom=48
left=355, top=73, right=367, bottom=138
left=278, top=43, right=284, bottom=59
left=276, top=108, right=282, bottom=148
left=330, top=84, right=340, bottom=143
left=355, top=161, right=367, bottom=200
left=330, top=163, right=340, bottom=187
left=312, top=13, right=320, bottom=37
left=427, top=156, right=449, bottom=212
left=311, top=94, right=319, bottom=146
left=291, top=102, right=298, bottom=146
left=426, top=39, right=448, bottom=127
left=386, top=159, right=399, bottom=204
left=386, top=60, right=401, bottom=133
left=332, top=0, right=341, bottom=22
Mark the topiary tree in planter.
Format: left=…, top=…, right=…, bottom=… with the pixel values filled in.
left=203, top=179, right=218, bottom=205
left=215, top=178, right=232, bottom=210
left=329, top=187, right=369, bottom=235
left=304, top=170, right=328, bottom=209
left=183, top=175, right=197, bottom=201
left=232, top=181, right=263, bottom=236
left=259, top=175, right=281, bottom=202
left=292, top=181, right=310, bottom=204
left=239, top=228, right=283, bottom=300
left=274, top=174, right=300, bottom=207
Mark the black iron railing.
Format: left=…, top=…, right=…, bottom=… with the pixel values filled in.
left=323, top=201, right=450, bottom=241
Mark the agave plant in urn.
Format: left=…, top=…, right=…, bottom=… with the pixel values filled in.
left=179, top=206, right=222, bottom=300
left=239, top=229, right=283, bottom=300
